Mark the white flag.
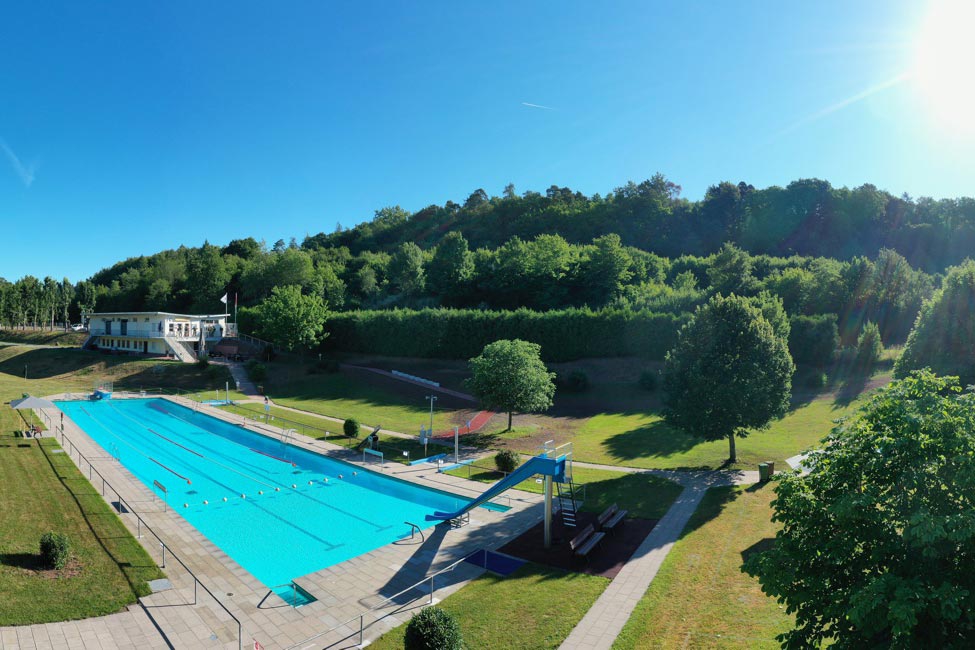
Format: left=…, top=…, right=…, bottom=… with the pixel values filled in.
left=220, top=293, right=228, bottom=304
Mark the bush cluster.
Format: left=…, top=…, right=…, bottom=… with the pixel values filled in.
left=244, top=359, right=267, bottom=382
left=404, top=607, right=463, bottom=650
left=323, top=308, right=689, bottom=362
left=40, top=532, right=70, bottom=570
left=788, top=314, right=839, bottom=367
left=494, top=450, right=520, bottom=473
left=343, top=418, right=360, bottom=438
left=557, top=369, right=590, bottom=393
left=638, top=370, right=658, bottom=391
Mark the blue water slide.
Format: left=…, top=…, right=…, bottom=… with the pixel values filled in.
left=425, top=454, right=566, bottom=521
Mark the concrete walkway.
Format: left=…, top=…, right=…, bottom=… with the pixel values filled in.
left=559, top=465, right=759, bottom=650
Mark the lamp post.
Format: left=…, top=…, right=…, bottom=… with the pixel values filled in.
left=425, top=394, right=437, bottom=434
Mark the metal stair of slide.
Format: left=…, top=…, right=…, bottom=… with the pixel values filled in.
left=556, top=479, right=581, bottom=527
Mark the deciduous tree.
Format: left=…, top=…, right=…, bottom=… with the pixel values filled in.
left=663, top=294, right=793, bottom=463
left=256, top=285, right=328, bottom=352
left=745, top=371, right=975, bottom=648
left=896, top=259, right=975, bottom=385
left=467, top=339, right=556, bottom=431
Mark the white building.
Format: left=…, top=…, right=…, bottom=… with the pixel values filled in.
left=85, top=312, right=237, bottom=363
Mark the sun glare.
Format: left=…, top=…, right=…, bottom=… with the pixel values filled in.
left=914, top=0, right=975, bottom=134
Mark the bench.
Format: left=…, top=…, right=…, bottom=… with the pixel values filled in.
left=569, top=524, right=605, bottom=560
left=596, top=503, right=628, bottom=533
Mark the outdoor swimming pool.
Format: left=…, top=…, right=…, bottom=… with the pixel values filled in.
left=56, top=398, right=494, bottom=600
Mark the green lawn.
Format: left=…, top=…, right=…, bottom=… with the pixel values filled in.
left=613, top=485, right=792, bottom=649
left=448, top=462, right=683, bottom=520
left=0, top=345, right=258, bottom=624
left=0, top=328, right=88, bottom=347
left=261, top=366, right=475, bottom=437
left=368, top=563, right=608, bottom=650
left=570, top=396, right=861, bottom=470
left=0, top=427, right=163, bottom=624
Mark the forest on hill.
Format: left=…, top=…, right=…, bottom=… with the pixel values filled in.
left=0, top=174, right=966, bottom=362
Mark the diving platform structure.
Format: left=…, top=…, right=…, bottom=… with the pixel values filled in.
left=427, top=441, right=577, bottom=548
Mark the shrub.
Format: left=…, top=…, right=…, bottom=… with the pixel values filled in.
left=564, top=369, right=590, bottom=393
left=245, top=360, right=268, bottom=382
left=344, top=418, right=360, bottom=438
left=796, top=368, right=828, bottom=390
left=40, top=532, right=70, bottom=570
left=789, top=314, right=840, bottom=367
left=318, top=358, right=340, bottom=373
left=494, top=449, right=519, bottom=473
left=638, top=370, right=658, bottom=391
left=404, top=606, right=463, bottom=650
left=856, top=321, right=884, bottom=370
left=195, top=358, right=209, bottom=369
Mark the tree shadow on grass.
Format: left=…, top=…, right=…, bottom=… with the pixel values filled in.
left=601, top=419, right=706, bottom=467
left=677, top=485, right=742, bottom=540
left=740, top=537, right=776, bottom=565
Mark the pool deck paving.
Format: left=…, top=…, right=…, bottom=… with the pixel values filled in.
left=3, top=394, right=545, bottom=649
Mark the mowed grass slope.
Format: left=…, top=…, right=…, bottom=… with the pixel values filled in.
left=263, top=365, right=478, bottom=436
left=0, top=424, right=163, bottom=624
left=368, top=563, right=608, bottom=650
left=613, top=485, right=792, bottom=649
left=0, top=345, right=239, bottom=624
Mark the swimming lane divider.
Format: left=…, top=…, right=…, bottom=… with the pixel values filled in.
left=150, top=457, right=193, bottom=484
left=250, top=448, right=297, bottom=467
left=148, top=428, right=204, bottom=457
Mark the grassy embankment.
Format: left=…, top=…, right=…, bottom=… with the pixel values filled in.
left=367, top=563, right=609, bottom=650
left=237, top=352, right=895, bottom=471
left=614, top=485, right=793, bottom=649
left=0, top=345, right=236, bottom=625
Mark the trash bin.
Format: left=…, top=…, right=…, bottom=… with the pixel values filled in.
left=758, top=462, right=769, bottom=482
left=766, top=461, right=775, bottom=477
left=258, top=385, right=264, bottom=395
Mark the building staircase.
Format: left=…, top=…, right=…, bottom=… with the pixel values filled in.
left=164, top=336, right=198, bottom=363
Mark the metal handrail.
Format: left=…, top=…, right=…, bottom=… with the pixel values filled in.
left=286, top=548, right=489, bottom=649
left=51, top=424, right=244, bottom=650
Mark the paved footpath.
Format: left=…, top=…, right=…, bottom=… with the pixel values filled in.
left=560, top=465, right=758, bottom=650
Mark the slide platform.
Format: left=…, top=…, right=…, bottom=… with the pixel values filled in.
left=425, top=454, right=566, bottom=521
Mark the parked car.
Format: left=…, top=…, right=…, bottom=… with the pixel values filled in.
left=70, top=323, right=87, bottom=332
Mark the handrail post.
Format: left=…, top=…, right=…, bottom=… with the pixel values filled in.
left=161, top=542, right=166, bottom=568
left=429, top=576, right=434, bottom=604
left=359, top=615, right=364, bottom=645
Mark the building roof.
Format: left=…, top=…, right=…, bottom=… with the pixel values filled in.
left=88, top=311, right=229, bottom=319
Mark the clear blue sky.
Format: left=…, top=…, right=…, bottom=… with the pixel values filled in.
left=2, top=0, right=973, bottom=281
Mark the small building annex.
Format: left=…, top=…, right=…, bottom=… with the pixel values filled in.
left=84, top=311, right=237, bottom=362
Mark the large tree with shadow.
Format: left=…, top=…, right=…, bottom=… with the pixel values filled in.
left=746, top=371, right=975, bottom=648
left=663, top=293, right=793, bottom=463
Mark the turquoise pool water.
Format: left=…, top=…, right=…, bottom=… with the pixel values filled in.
left=57, top=398, right=492, bottom=595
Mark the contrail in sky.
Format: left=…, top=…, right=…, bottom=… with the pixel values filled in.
left=521, top=102, right=557, bottom=110
left=776, top=71, right=910, bottom=136
left=0, top=137, right=37, bottom=187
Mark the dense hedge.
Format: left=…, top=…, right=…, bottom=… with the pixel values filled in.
left=321, top=308, right=690, bottom=361
left=788, top=314, right=840, bottom=367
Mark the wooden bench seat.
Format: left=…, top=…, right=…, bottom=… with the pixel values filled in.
left=569, top=523, right=605, bottom=560
left=596, top=503, right=629, bottom=533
